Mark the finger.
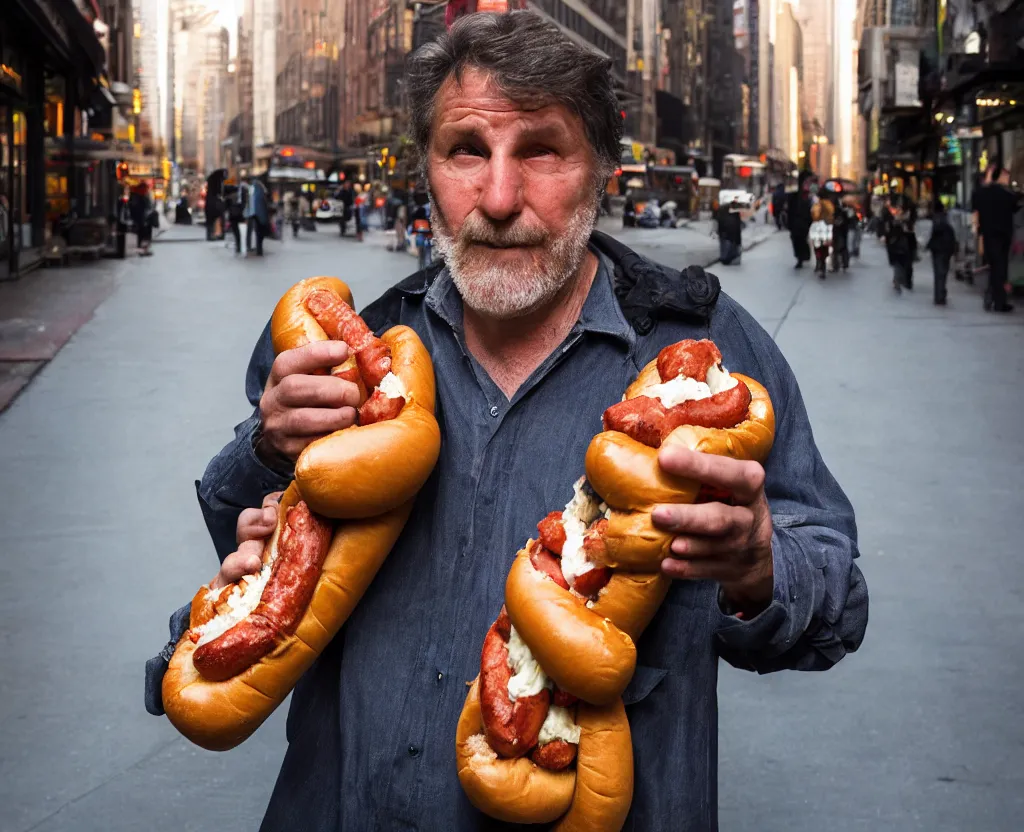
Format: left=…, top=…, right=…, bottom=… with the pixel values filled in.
left=261, top=491, right=284, bottom=509
left=657, top=445, right=765, bottom=504
left=650, top=502, right=752, bottom=539
left=279, top=406, right=358, bottom=438
left=667, top=533, right=751, bottom=559
left=212, top=541, right=265, bottom=588
left=660, top=556, right=744, bottom=583
left=274, top=374, right=361, bottom=410
left=269, top=341, right=350, bottom=385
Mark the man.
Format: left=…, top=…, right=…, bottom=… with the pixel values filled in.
left=926, top=201, right=958, bottom=306
left=338, top=183, right=354, bottom=237
left=771, top=182, right=786, bottom=230
left=973, top=165, right=1021, bottom=312
left=830, top=196, right=851, bottom=272
left=787, top=172, right=813, bottom=268
left=715, top=197, right=743, bottom=265
left=882, top=196, right=914, bottom=294
left=146, top=13, right=867, bottom=830
left=245, top=177, right=269, bottom=256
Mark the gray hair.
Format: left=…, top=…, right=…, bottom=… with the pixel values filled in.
left=406, top=11, right=623, bottom=178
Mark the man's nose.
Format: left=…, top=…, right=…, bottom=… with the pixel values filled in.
left=477, top=156, right=524, bottom=222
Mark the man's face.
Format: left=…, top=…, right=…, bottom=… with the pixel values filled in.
left=427, top=68, right=600, bottom=320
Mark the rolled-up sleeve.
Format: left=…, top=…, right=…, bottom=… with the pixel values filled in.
left=196, top=409, right=293, bottom=560
left=712, top=302, right=869, bottom=672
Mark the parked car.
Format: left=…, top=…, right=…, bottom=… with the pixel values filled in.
left=316, top=190, right=345, bottom=222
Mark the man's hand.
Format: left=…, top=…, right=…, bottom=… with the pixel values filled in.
left=210, top=491, right=283, bottom=589
left=259, top=341, right=361, bottom=461
left=653, top=445, right=774, bottom=618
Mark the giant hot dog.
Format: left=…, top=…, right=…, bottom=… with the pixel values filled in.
left=456, top=339, right=775, bottom=829
left=163, top=277, right=440, bottom=751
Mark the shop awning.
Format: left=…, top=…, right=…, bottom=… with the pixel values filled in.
left=13, top=0, right=106, bottom=79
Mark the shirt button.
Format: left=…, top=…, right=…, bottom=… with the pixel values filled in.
left=489, top=405, right=499, bottom=418
left=408, top=745, right=421, bottom=758
left=437, top=672, right=444, bottom=682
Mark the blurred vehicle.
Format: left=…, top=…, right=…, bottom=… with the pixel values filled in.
left=718, top=188, right=755, bottom=220
left=316, top=190, right=345, bottom=222
left=722, top=154, right=767, bottom=197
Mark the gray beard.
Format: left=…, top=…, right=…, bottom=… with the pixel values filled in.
left=431, top=198, right=598, bottom=320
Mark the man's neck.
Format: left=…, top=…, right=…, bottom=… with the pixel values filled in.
left=463, top=251, right=599, bottom=399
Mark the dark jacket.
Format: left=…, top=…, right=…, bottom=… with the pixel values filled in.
left=926, top=213, right=958, bottom=258
left=147, top=233, right=867, bottom=831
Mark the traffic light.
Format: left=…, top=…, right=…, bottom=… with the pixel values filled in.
left=378, top=147, right=389, bottom=169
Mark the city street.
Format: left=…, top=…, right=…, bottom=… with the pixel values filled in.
left=1, top=222, right=1023, bottom=832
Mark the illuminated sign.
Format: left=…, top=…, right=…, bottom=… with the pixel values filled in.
left=0, top=63, right=22, bottom=93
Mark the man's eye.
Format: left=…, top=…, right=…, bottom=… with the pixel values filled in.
left=450, top=145, right=481, bottom=157
left=526, top=146, right=555, bottom=158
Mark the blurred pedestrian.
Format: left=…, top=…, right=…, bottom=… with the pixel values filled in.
left=830, top=198, right=852, bottom=272
left=354, top=185, right=366, bottom=242
left=246, top=177, right=269, bottom=256
left=973, top=165, right=1022, bottom=313
left=809, top=196, right=833, bottom=278
left=339, top=183, right=354, bottom=236
left=926, top=200, right=958, bottom=306
left=715, top=197, right=742, bottom=265
left=284, top=191, right=300, bottom=239
left=129, top=182, right=154, bottom=256
left=230, top=183, right=247, bottom=254
left=622, top=191, right=636, bottom=228
left=882, top=197, right=913, bottom=294
left=788, top=174, right=813, bottom=268
left=772, top=182, right=787, bottom=230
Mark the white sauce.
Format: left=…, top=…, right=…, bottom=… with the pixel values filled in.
left=192, top=563, right=272, bottom=647
left=506, top=626, right=548, bottom=700
left=538, top=705, right=582, bottom=745
left=644, top=362, right=737, bottom=408
left=377, top=371, right=406, bottom=400
left=559, top=477, right=604, bottom=585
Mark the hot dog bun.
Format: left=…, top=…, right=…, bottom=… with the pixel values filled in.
left=272, top=281, right=441, bottom=519
left=163, top=484, right=413, bottom=751
left=552, top=698, right=634, bottom=832
left=456, top=677, right=576, bottom=823
left=504, top=547, right=636, bottom=706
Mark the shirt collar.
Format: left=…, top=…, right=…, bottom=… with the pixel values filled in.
left=424, top=247, right=634, bottom=346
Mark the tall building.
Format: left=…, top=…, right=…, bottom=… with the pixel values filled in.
left=196, top=25, right=229, bottom=172
left=275, top=0, right=343, bottom=155
left=252, top=0, right=277, bottom=169
left=774, top=0, right=803, bottom=164
left=133, top=0, right=163, bottom=153
left=797, top=0, right=834, bottom=146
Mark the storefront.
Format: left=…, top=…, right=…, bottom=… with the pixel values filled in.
left=0, top=0, right=107, bottom=278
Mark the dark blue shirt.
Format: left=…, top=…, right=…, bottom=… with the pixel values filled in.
left=148, top=236, right=867, bottom=831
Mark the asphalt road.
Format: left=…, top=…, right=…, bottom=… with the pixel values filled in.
left=1, top=222, right=1022, bottom=832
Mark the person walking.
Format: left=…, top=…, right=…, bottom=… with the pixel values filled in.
left=715, top=197, right=743, bottom=265
left=284, top=191, right=300, bottom=239
left=354, top=185, right=366, bottom=242
left=830, top=198, right=852, bottom=272
left=772, top=182, right=787, bottom=230
left=128, top=182, right=154, bottom=256
left=339, top=183, right=354, bottom=237
left=973, top=165, right=1022, bottom=313
left=882, top=197, right=914, bottom=294
left=231, top=183, right=247, bottom=254
left=246, top=177, right=269, bottom=256
left=925, top=201, right=958, bottom=306
left=788, top=173, right=813, bottom=268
